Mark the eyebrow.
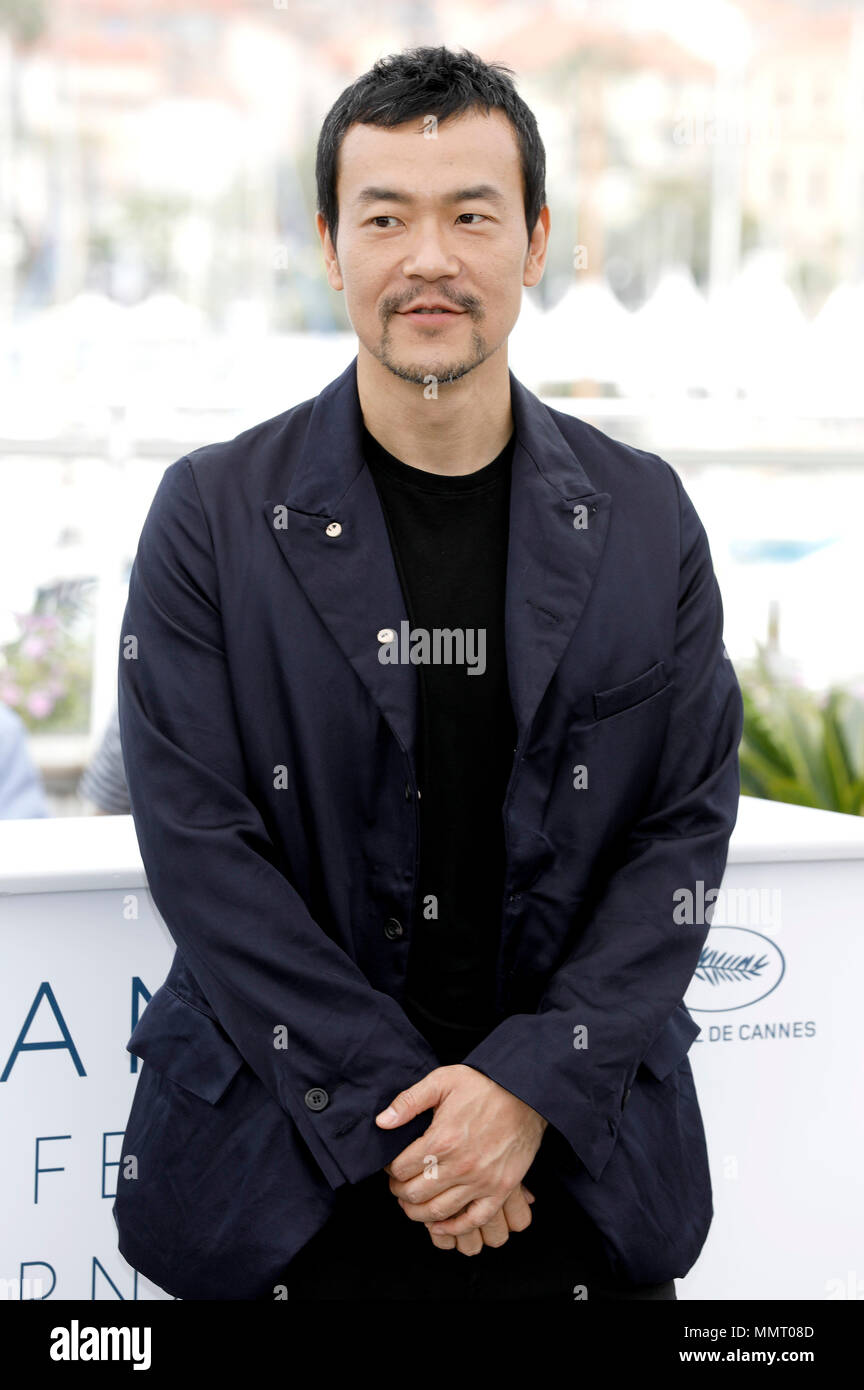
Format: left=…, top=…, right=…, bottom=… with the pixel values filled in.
left=353, top=183, right=506, bottom=208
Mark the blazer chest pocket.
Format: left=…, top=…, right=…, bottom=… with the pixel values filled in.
left=126, top=984, right=245, bottom=1105
left=593, top=660, right=668, bottom=722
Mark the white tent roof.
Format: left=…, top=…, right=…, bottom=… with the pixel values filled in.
left=619, top=264, right=711, bottom=397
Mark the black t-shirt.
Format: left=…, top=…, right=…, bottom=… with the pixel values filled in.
left=361, top=422, right=518, bottom=1057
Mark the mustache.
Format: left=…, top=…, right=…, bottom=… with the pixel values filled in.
left=385, top=293, right=481, bottom=316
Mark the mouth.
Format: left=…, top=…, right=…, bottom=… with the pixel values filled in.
left=397, top=306, right=466, bottom=324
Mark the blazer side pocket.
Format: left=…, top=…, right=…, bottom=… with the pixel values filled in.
left=638, top=1002, right=701, bottom=1081
left=593, top=659, right=668, bottom=722
left=125, top=984, right=245, bottom=1105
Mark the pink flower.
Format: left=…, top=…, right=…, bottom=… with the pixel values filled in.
left=26, top=690, right=55, bottom=718
left=21, top=636, right=47, bottom=659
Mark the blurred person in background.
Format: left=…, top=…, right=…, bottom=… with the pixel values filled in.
left=0, top=703, right=50, bottom=818
left=77, top=703, right=131, bottom=815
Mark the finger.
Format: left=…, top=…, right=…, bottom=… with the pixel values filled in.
left=478, top=1207, right=510, bottom=1248
left=388, top=1159, right=458, bottom=1203
left=375, top=1069, right=446, bottom=1131
left=427, top=1228, right=457, bottom=1250
left=397, top=1185, right=474, bottom=1225
left=456, top=1228, right=484, bottom=1257
left=385, top=1135, right=456, bottom=1185
left=429, top=1195, right=501, bottom=1237
left=522, top=1185, right=536, bottom=1203
left=502, top=1185, right=533, bottom=1233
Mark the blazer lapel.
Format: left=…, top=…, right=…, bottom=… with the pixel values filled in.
left=504, top=372, right=612, bottom=749
left=263, top=356, right=612, bottom=785
left=263, top=359, right=421, bottom=768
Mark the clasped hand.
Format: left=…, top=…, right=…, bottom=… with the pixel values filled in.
left=375, top=1064, right=547, bottom=1256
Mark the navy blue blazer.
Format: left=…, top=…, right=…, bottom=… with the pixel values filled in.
left=113, top=355, right=743, bottom=1299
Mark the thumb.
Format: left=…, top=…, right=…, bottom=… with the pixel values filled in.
left=375, top=1070, right=445, bottom=1128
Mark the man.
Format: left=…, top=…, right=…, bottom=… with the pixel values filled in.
left=113, top=45, right=743, bottom=1302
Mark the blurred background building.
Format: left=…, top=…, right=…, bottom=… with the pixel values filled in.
left=1, top=0, right=863, bottom=813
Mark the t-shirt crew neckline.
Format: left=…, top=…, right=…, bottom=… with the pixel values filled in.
left=361, top=424, right=515, bottom=494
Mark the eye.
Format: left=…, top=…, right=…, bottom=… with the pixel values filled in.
left=368, top=213, right=488, bottom=228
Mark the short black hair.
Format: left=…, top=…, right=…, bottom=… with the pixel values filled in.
left=315, top=45, right=546, bottom=251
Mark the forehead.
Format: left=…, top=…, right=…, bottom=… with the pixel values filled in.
left=336, top=107, right=523, bottom=202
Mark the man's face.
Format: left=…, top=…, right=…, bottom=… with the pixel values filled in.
left=318, top=107, right=547, bottom=387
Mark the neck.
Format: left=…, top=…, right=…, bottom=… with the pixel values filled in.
left=356, top=343, right=513, bottom=476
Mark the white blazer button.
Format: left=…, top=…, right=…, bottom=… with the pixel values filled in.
left=377, top=628, right=396, bottom=643
left=325, top=521, right=342, bottom=536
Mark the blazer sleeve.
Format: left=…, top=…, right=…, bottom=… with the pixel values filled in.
left=118, top=455, right=441, bottom=1190
left=460, top=466, right=744, bottom=1183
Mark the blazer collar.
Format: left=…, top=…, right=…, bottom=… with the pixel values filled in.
left=264, top=355, right=611, bottom=779
left=278, top=354, right=599, bottom=512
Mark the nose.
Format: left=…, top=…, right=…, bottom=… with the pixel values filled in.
left=400, top=221, right=461, bottom=284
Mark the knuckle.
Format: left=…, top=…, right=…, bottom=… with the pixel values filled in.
left=435, top=1131, right=458, bottom=1158
left=483, top=1231, right=509, bottom=1248
left=480, top=1199, right=501, bottom=1225
left=430, top=1231, right=455, bottom=1248
left=399, top=1197, right=425, bottom=1221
